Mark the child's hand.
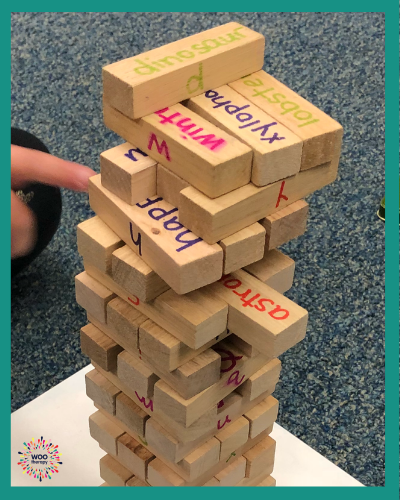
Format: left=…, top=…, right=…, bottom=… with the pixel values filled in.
left=11, top=145, right=96, bottom=258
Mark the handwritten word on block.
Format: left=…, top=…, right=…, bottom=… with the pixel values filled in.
left=103, top=22, right=264, bottom=119
left=89, top=174, right=223, bottom=294
left=229, top=70, right=343, bottom=170
left=179, top=155, right=339, bottom=244
left=187, top=85, right=303, bottom=186
left=100, top=142, right=157, bottom=205
left=210, top=270, right=308, bottom=357
left=103, top=101, right=252, bottom=198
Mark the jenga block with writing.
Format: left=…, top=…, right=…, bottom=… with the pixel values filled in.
left=75, top=271, right=115, bottom=323
left=229, top=70, right=343, bottom=170
left=84, top=260, right=228, bottom=350
left=157, top=163, right=190, bottom=208
left=80, top=323, right=122, bottom=371
left=89, top=174, right=223, bottom=294
left=187, top=85, right=303, bottom=186
left=89, top=411, right=125, bottom=456
left=117, top=433, right=155, bottom=482
left=214, top=456, right=246, bottom=486
left=139, top=318, right=229, bottom=372
left=179, top=156, right=339, bottom=243
left=103, top=22, right=265, bottom=120
left=85, top=369, right=121, bottom=415
left=260, top=200, right=309, bottom=250
left=100, top=454, right=133, bottom=486
left=126, top=476, right=149, bottom=487
left=147, top=458, right=186, bottom=486
left=220, top=223, right=266, bottom=274
left=245, top=249, right=295, bottom=294
left=215, top=416, right=249, bottom=460
left=117, top=351, right=159, bottom=398
left=237, top=359, right=282, bottom=402
left=180, top=437, right=221, bottom=480
left=100, top=142, right=157, bottom=205
left=103, top=102, right=252, bottom=199
left=116, top=392, right=150, bottom=437
left=243, top=396, right=279, bottom=439
left=210, top=270, right=308, bottom=357
left=106, top=297, right=147, bottom=354
left=243, top=435, right=276, bottom=479
left=112, top=245, right=170, bottom=302
left=77, top=216, right=124, bottom=274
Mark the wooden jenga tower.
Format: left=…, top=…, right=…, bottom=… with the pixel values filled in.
left=75, top=22, right=342, bottom=487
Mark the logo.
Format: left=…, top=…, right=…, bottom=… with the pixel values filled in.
left=17, top=436, right=62, bottom=482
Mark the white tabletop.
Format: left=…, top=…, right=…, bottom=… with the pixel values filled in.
left=11, top=365, right=363, bottom=487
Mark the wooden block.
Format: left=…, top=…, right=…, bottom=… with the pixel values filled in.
left=100, top=142, right=157, bottom=205
left=89, top=411, right=125, bottom=456
left=237, top=359, right=282, bottom=402
left=261, top=199, right=309, bottom=250
left=139, top=318, right=229, bottom=372
left=75, top=271, right=115, bottom=323
left=116, top=392, right=150, bottom=437
left=157, top=163, right=190, bottom=207
left=229, top=70, right=343, bottom=170
left=180, top=437, right=220, bottom=480
left=112, top=245, right=169, bottom=302
left=103, top=101, right=253, bottom=199
left=203, top=477, right=219, bottom=486
left=85, top=369, right=121, bottom=415
left=106, top=297, right=146, bottom=354
left=126, top=476, right=149, bottom=487
left=237, top=470, right=275, bottom=486
left=117, top=433, right=155, bottom=481
left=103, top=22, right=265, bottom=120
left=179, top=155, right=339, bottom=244
left=220, top=223, right=265, bottom=274
left=77, top=216, right=123, bottom=274
left=89, top=174, right=223, bottom=294
left=100, top=454, right=133, bottom=486
left=214, top=456, right=246, bottom=486
left=243, top=435, right=276, bottom=479
left=256, top=475, right=276, bottom=486
left=229, top=334, right=259, bottom=358
left=187, top=85, right=303, bottom=186
left=100, top=482, right=110, bottom=486
left=215, top=416, right=249, bottom=460
left=147, top=458, right=185, bottom=486
left=85, top=256, right=228, bottom=349
left=244, top=396, right=279, bottom=439
left=210, top=270, right=308, bottom=357
left=117, top=351, right=159, bottom=398
left=80, top=323, right=122, bottom=371
left=245, top=249, right=295, bottom=294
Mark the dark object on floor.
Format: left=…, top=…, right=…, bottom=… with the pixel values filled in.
left=11, top=128, right=62, bottom=277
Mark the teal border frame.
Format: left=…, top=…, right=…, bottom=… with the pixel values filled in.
left=6, top=4, right=399, bottom=497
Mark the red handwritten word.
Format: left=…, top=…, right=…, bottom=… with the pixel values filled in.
left=214, top=348, right=242, bottom=373
left=155, top=108, right=227, bottom=152
left=134, top=391, right=154, bottom=412
left=226, top=371, right=245, bottom=387
left=217, top=399, right=225, bottom=409
left=148, top=133, right=171, bottom=161
left=128, top=296, right=140, bottom=306
left=276, top=180, right=288, bottom=208
left=220, top=275, right=290, bottom=320
left=217, top=415, right=231, bottom=430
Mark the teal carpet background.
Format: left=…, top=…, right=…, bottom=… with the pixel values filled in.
left=11, top=12, right=385, bottom=486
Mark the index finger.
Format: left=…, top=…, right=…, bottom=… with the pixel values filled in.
left=11, top=145, right=96, bottom=192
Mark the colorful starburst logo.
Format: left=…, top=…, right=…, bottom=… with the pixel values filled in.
left=17, top=436, right=63, bottom=482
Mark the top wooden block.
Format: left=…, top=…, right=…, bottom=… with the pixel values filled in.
left=229, top=71, right=343, bottom=170
left=103, top=23, right=265, bottom=119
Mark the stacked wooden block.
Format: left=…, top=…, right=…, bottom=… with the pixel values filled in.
left=75, top=22, right=342, bottom=487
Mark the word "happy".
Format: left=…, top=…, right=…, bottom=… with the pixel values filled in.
left=155, top=108, right=227, bottom=151
left=241, top=76, right=320, bottom=128
left=204, top=89, right=285, bottom=144
left=136, top=197, right=202, bottom=252
left=220, top=275, right=290, bottom=320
